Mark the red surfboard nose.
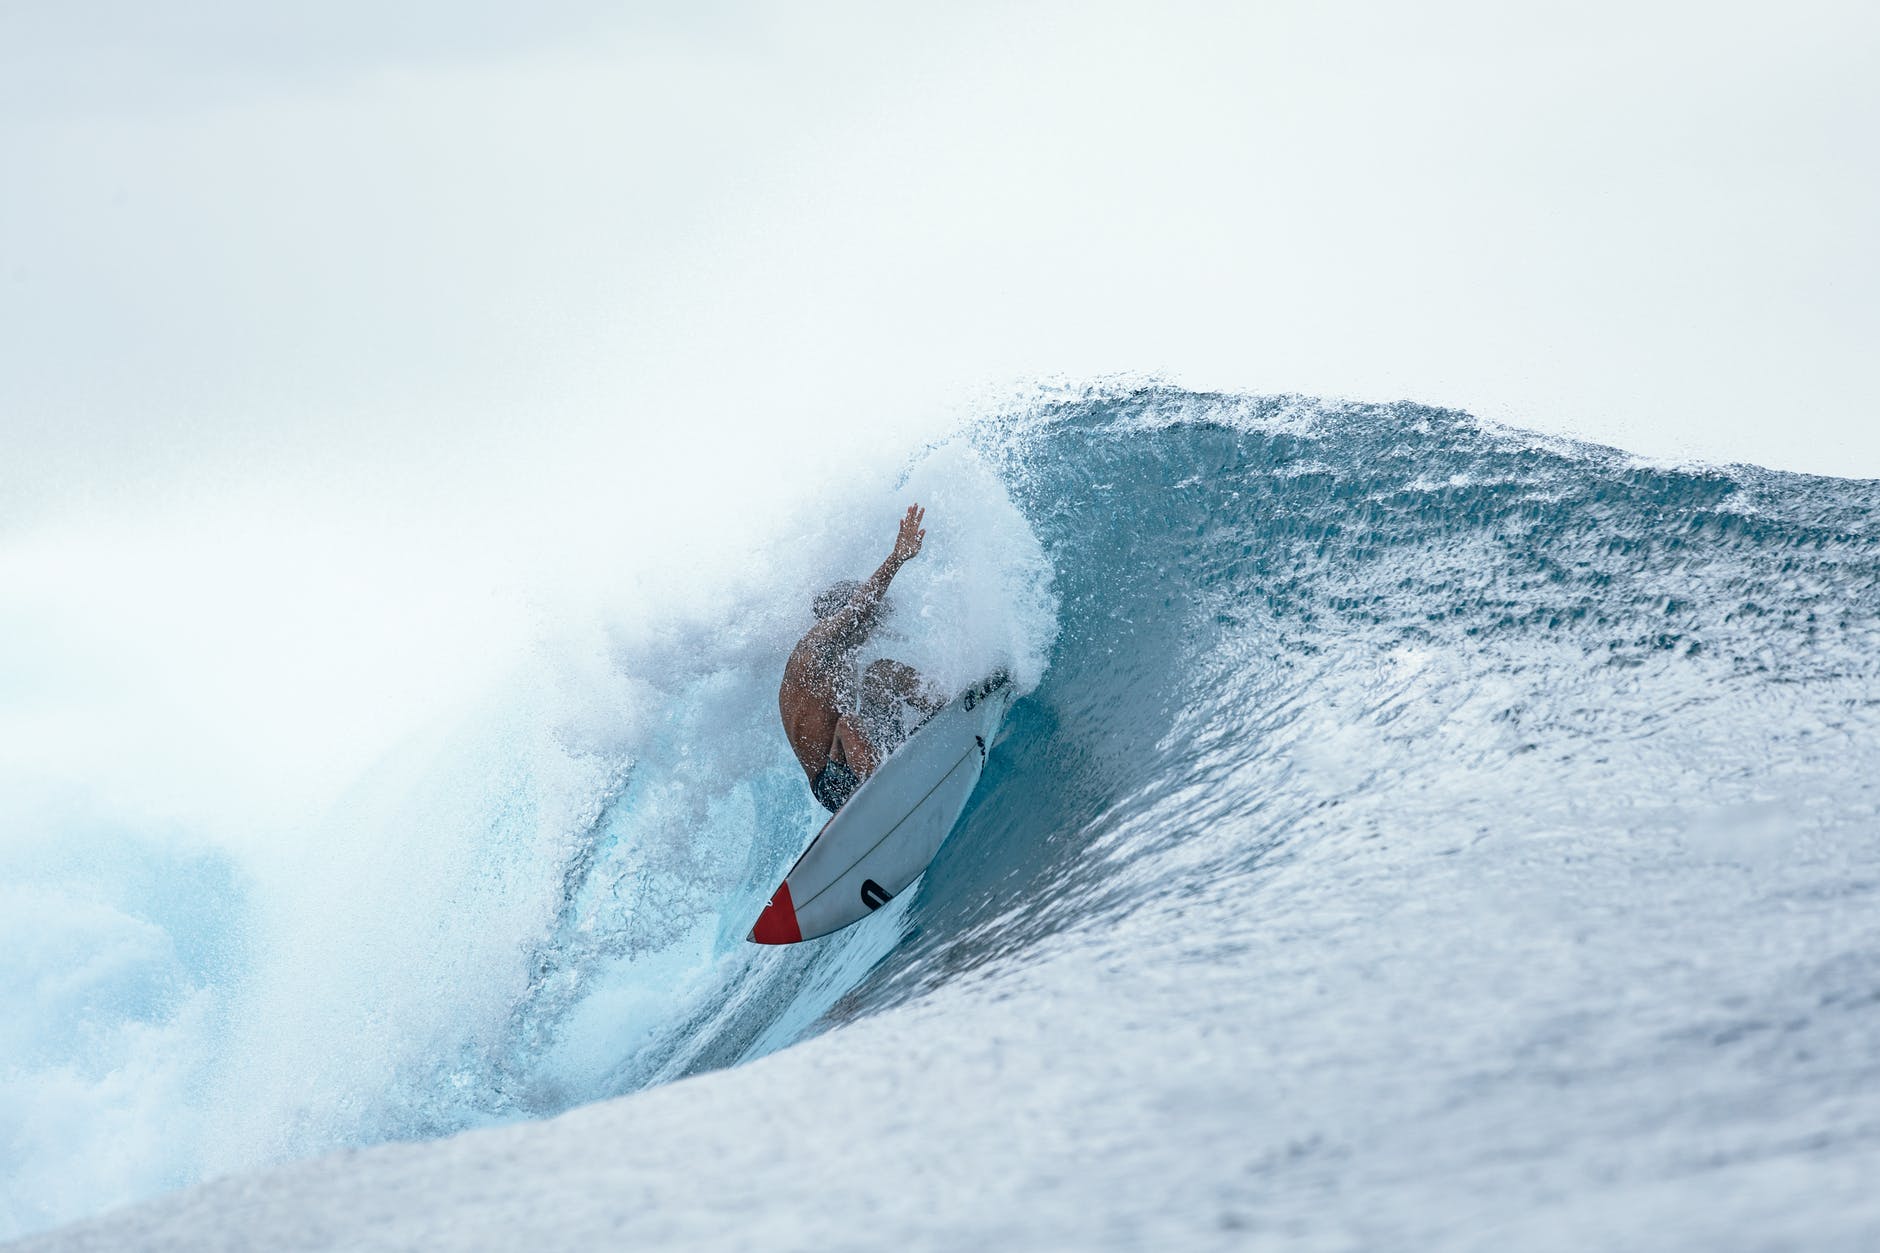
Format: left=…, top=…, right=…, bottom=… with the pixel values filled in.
left=749, top=881, right=802, bottom=945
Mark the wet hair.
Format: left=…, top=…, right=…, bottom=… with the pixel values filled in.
left=813, top=580, right=864, bottom=620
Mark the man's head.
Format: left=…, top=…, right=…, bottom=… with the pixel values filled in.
left=813, top=580, right=864, bottom=620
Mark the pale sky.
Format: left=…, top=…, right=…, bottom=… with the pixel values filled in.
left=4, top=0, right=1877, bottom=523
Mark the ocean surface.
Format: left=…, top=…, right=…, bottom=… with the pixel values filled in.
left=6, top=388, right=1880, bottom=1249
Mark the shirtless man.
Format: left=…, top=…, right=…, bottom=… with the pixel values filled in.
left=780, top=505, right=945, bottom=813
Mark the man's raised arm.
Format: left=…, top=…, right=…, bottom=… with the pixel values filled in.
left=811, top=504, right=926, bottom=652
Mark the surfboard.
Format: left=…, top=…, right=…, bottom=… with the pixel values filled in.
left=749, top=673, right=1015, bottom=944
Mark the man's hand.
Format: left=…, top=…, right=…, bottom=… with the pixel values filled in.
left=892, top=504, right=926, bottom=565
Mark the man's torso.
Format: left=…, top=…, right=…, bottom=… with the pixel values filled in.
left=779, top=640, right=854, bottom=781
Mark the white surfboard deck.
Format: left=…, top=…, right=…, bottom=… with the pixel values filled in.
left=750, top=674, right=1014, bottom=944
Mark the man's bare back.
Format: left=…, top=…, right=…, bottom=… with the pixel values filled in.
left=779, top=505, right=942, bottom=813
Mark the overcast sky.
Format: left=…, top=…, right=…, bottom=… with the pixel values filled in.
left=4, top=0, right=1877, bottom=522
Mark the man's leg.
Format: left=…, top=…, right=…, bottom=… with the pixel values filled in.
left=853, top=658, right=943, bottom=768
left=831, top=713, right=881, bottom=777
left=863, top=659, right=945, bottom=715
left=835, top=661, right=946, bottom=782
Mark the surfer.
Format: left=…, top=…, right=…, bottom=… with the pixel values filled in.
left=780, top=504, right=945, bottom=813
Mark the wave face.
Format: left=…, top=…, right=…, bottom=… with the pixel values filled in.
left=7, top=389, right=1880, bottom=1245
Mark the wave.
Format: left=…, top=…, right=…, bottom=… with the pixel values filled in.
left=6, top=387, right=1879, bottom=1244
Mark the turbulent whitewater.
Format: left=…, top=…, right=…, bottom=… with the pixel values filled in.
left=6, top=389, right=1880, bottom=1249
